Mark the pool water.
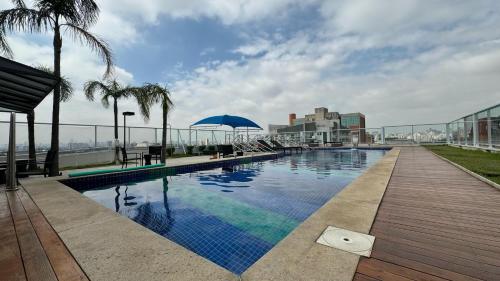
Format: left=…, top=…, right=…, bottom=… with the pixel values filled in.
left=76, top=149, right=385, bottom=274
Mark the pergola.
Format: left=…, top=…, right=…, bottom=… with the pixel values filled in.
left=0, top=56, right=59, bottom=189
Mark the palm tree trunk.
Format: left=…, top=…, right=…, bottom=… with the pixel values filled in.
left=161, top=103, right=167, bottom=163
left=113, top=97, right=119, bottom=163
left=49, top=24, right=62, bottom=176
left=27, top=110, right=37, bottom=170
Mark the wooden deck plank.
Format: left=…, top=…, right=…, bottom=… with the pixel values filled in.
left=353, top=273, right=382, bottom=281
left=355, top=146, right=500, bottom=281
left=357, top=258, right=448, bottom=281
left=0, top=187, right=89, bottom=281
left=0, top=191, right=26, bottom=281
left=7, top=192, right=57, bottom=281
left=352, top=272, right=380, bottom=281
left=6, top=191, right=58, bottom=281
left=17, top=189, right=89, bottom=281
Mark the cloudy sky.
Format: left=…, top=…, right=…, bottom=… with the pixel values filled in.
left=1, top=0, right=500, bottom=130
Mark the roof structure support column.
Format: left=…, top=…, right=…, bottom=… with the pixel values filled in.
left=6, top=112, right=18, bottom=190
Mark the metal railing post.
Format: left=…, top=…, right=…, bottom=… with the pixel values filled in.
left=155, top=128, right=158, bottom=144
left=128, top=127, right=131, bottom=147
left=446, top=123, right=451, bottom=144
left=195, top=129, right=198, bottom=145
left=177, top=129, right=180, bottom=147
left=411, top=125, right=414, bottom=144
left=473, top=114, right=479, bottom=147
left=94, top=125, right=97, bottom=148
left=169, top=126, right=172, bottom=146
left=487, top=110, right=493, bottom=149
left=464, top=119, right=469, bottom=145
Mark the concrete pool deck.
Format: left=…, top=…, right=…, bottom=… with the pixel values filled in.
left=11, top=149, right=400, bottom=281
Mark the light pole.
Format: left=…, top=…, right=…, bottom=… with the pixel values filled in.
left=123, top=111, right=135, bottom=149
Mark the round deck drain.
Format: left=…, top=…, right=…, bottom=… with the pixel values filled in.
left=316, top=226, right=375, bottom=257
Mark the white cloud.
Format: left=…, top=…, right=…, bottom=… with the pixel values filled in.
left=98, top=0, right=316, bottom=25
left=1, top=35, right=139, bottom=127
left=168, top=33, right=500, bottom=129
left=234, top=39, right=272, bottom=56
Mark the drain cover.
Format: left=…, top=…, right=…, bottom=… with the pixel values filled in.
left=316, top=226, right=375, bottom=257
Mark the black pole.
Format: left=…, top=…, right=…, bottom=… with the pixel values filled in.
left=123, top=114, right=126, bottom=149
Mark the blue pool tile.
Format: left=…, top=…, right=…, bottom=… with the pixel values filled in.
left=63, top=149, right=386, bottom=275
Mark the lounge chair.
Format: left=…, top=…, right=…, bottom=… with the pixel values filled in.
left=121, top=147, right=141, bottom=168
left=217, top=144, right=235, bottom=158
left=270, top=140, right=303, bottom=154
left=16, top=149, right=60, bottom=178
left=148, top=145, right=162, bottom=164
left=257, top=139, right=275, bottom=151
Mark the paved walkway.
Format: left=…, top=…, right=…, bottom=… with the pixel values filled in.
left=355, top=146, right=500, bottom=281
left=0, top=187, right=88, bottom=281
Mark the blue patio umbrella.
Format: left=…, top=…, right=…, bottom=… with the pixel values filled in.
left=192, top=115, right=262, bottom=129
left=191, top=115, right=262, bottom=144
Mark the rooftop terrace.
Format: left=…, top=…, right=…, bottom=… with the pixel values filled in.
left=1, top=146, right=499, bottom=280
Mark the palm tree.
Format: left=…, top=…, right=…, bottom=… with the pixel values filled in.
left=0, top=0, right=113, bottom=176
left=135, top=84, right=174, bottom=164
left=27, top=66, right=73, bottom=170
left=84, top=79, right=144, bottom=163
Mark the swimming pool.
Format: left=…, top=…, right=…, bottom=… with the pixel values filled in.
left=65, top=149, right=386, bottom=274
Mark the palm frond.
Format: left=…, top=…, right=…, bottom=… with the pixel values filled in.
left=0, top=29, right=13, bottom=58
left=0, top=7, right=49, bottom=33
left=134, top=83, right=175, bottom=120
left=100, top=94, right=111, bottom=108
left=62, top=23, right=113, bottom=78
left=11, top=0, right=26, bottom=9
left=75, top=0, right=99, bottom=28
left=129, top=86, right=155, bottom=121
left=83, top=80, right=110, bottom=102
left=35, top=0, right=77, bottom=26
left=59, top=75, right=73, bottom=102
left=35, top=65, right=73, bottom=102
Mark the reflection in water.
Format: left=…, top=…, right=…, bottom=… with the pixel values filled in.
left=197, top=163, right=262, bottom=189
left=123, top=186, right=137, bottom=207
left=132, top=177, right=174, bottom=235
left=114, top=185, right=138, bottom=212
left=114, top=186, right=120, bottom=212
left=287, top=150, right=367, bottom=174
left=112, top=177, right=175, bottom=235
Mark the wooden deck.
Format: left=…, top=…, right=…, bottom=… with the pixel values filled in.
left=355, top=146, right=500, bottom=281
left=0, top=186, right=88, bottom=281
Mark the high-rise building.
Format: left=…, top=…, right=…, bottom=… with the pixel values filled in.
left=340, top=113, right=366, bottom=142
left=269, top=107, right=366, bottom=145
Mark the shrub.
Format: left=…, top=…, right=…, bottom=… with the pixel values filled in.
left=186, top=145, right=194, bottom=155
left=197, top=145, right=206, bottom=153
left=166, top=147, right=175, bottom=156
left=204, top=145, right=216, bottom=155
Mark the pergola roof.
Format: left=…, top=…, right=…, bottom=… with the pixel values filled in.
left=0, top=56, right=59, bottom=113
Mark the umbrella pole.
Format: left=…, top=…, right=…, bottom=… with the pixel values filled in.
left=6, top=112, right=18, bottom=191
